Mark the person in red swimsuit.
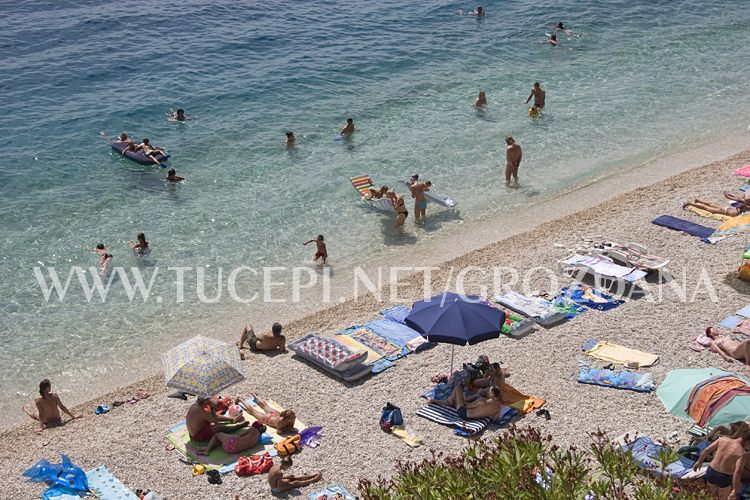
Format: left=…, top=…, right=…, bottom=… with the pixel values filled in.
left=303, top=235, right=327, bottom=264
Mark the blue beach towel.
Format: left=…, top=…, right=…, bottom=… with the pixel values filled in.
left=651, top=215, right=714, bottom=242
left=620, top=436, right=696, bottom=479
left=379, top=304, right=411, bottom=324
left=560, top=285, right=624, bottom=311
left=577, top=366, right=654, bottom=393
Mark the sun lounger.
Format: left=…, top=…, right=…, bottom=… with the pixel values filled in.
left=651, top=215, right=715, bottom=242
left=493, top=291, right=568, bottom=327
left=558, top=254, right=647, bottom=289
left=350, top=174, right=394, bottom=212
left=598, top=242, right=670, bottom=272
left=288, top=333, right=372, bottom=381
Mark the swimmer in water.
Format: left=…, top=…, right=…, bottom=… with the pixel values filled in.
left=285, top=131, right=296, bottom=146
left=129, top=232, right=149, bottom=255
left=169, top=109, right=189, bottom=122
left=545, top=33, right=559, bottom=45
left=340, top=118, right=355, bottom=138
left=556, top=21, right=576, bottom=36
left=165, top=168, right=185, bottom=182
left=525, top=82, right=546, bottom=108
left=468, top=6, right=484, bottom=16
left=474, top=90, right=487, bottom=108
left=90, top=243, right=113, bottom=274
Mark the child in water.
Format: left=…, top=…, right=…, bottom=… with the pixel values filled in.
left=303, top=235, right=327, bottom=264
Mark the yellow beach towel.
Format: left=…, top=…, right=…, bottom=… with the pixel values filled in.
left=585, top=340, right=659, bottom=367
left=334, top=332, right=383, bottom=364
left=392, top=425, right=424, bottom=448
left=686, top=205, right=731, bottom=222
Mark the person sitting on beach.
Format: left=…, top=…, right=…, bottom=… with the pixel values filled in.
left=165, top=169, right=185, bottom=182
left=474, top=90, right=487, bottom=108
left=238, top=322, right=286, bottom=352
left=238, top=394, right=297, bottom=433
left=694, top=432, right=750, bottom=500
left=193, top=421, right=265, bottom=456
left=526, top=82, right=546, bottom=108
left=468, top=362, right=505, bottom=398
left=705, top=327, right=750, bottom=367
left=340, top=118, right=355, bottom=137
left=430, top=384, right=503, bottom=419
left=303, top=235, right=327, bottom=264
left=129, top=232, right=149, bottom=254
left=388, top=190, right=408, bottom=228
left=169, top=109, right=189, bottom=122
left=186, top=397, right=247, bottom=442
left=22, top=379, right=82, bottom=433
left=284, top=131, right=296, bottom=146
left=268, top=457, right=323, bottom=495
left=683, top=199, right=748, bottom=218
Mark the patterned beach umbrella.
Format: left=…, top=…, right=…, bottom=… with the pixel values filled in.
left=709, top=213, right=750, bottom=242
left=657, top=368, right=750, bottom=427
left=161, top=335, right=244, bottom=399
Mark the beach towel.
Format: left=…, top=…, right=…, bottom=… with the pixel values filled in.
left=391, top=425, right=424, bottom=447
left=379, top=304, right=411, bottom=324
left=86, top=465, right=138, bottom=499
left=651, top=215, right=714, bottom=241
left=497, top=307, right=537, bottom=337
left=560, top=285, right=624, bottom=311
left=309, top=484, right=356, bottom=500
left=685, top=205, right=732, bottom=222
left=347, top=324, right=408, bottom=358
left=582, top=339, right=659, bottom=367
left=577, top=366, right=655, bottom=393
left=736, top=164, right=750, bottom=178
left=334, top=329, right=386, bottom=365
left=560, top=254, right=648, bottom=282
left=416, top=404, right=492, bottom=435
left=619, top=436, right=696, bottom=479
left=366, top=318, right=425, bottom=352
left=720, top=316, right=750, bottom=336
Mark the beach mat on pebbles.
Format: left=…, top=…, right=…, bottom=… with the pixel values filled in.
left=87, top=465, right=139, bottom=499
left=651, top=215, right=714, bottom=241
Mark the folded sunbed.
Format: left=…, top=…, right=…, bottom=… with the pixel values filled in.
left=288, top=333, right=372, bottom=381
left=558, top=254, right=647, bottom=287
left=651, top=215, right=714, bottom=242
left=350, top=174, right=394, bottom=212
left=493, top=291, right=568, bottom=327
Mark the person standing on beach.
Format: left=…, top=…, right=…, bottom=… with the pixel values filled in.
left=505, top=136, right=522, bottom=186
left=22, top=379, right=81, bottom=433
left=526, top=82, right=545, bottom=108
left=340, top=118, right=355, bottom=138
left=303, top=235, right=327, bottom=264
left=693, top=432, right=750, bottom=500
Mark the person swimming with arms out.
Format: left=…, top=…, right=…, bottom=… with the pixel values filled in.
left=463, top=6, right=484, bottom=16
left=168, top=109, right=190, bottom=122
left=555, top=21, right=576, bottom=36
left=165, top=168, right=185, bottom=183
left=303, top=235, right=327, bottom=264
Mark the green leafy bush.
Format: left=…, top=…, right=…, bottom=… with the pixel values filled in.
left=358, top=427, right=710, bottom=500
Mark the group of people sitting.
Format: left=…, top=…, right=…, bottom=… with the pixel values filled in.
left=684, top=190, right=750, bottom=218
left=429, top=362, right=506, bottom=419
left=115, top=133, right=167, bottom=165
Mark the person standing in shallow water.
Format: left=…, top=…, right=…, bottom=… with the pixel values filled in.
left=285, top=131, right=295, bottom=146
left=505, top=136, right=522, bottom=186
left=474, top=90, right=487, bottom=108
left=526, top=82, right=545, bottom=108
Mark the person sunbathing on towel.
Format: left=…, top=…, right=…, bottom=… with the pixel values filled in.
left=192, top=421, right=266, bottom=456
left=268, top=457, right=322, bottom=494
left=705, top=327, right=750, bottom=367
left=186, top=397, right=247, bottom=442
left=429, top=385, right=503, bottom=419
left=683, top=199, right=748, bottom=217
left=237, top=393, right=297, bottom=433
left=237, top=322, right=286, bottom=352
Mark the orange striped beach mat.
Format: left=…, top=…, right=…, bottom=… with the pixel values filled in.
left=350, top=175, right=373, bottom=196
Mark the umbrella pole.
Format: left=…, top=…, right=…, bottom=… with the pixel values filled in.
left=450, top=345, right=455, bottom=374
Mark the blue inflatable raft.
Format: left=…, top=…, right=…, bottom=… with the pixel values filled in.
left=111, top=142, right=170, bottom=165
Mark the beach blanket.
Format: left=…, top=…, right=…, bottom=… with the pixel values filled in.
left=651, top=215, right=714, bottom=241
left=619, top=436, right=697, bottom=479
left=736, top=165, right=750, bottom=178
left=720, top=316, right=750, bottom=336
left=577, top=366, right=655, bottom=393
left=416, top=404, right=492, bottom=435
left=165, top=398, right=305, bottom=470
left=367, top=318, right=434, bottom=352
left=86, top=465, right=138, bottom=499
left=560, top=285, right=624, bottom=311
left=334, top=328, right=386, bottom=365
left=686, top=205, right=731, bottom=222
left=379, top=304, right=411, bottom=324
left=559, top=254, right=648, bottom=282
left=546, top=296, right=588, bottom=319
left=582, top=339, right=659, bottom=367
left=309, top=484, right=356, bottom=500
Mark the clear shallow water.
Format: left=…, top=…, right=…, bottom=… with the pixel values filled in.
left=1, top=0, right=750, bottom=417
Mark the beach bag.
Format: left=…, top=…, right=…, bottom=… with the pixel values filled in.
left=274, top=434, right=301, bottom=456
left=739, top=261, right=750, bottom=282
left=234, top=453, right=273, bottom=476
left=379, top=402, right=403, bottom=433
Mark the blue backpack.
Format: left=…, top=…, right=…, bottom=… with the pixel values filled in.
left=379, top=402, right=403, bottom=433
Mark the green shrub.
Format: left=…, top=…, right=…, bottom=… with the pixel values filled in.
left=358, top=427, right=710, bottom=500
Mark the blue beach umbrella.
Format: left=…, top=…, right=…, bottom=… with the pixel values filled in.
left=657, top=368, right=750, bottom=427
left=405, top=292, right=505, bottom=372
left=161, top=335, right=245, bottom=399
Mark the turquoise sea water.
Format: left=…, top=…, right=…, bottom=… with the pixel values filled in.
left=1, top=0, right=750, bottom=418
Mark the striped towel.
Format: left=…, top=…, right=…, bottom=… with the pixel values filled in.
left=416, top=404, right=490, bottom=435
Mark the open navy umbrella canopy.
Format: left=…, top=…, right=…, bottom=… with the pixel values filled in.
left=405, top=292, right=506, bottom=345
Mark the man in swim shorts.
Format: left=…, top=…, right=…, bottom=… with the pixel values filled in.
left=268, top=457, right=322, bottom=495
left=505, top=136, right=522, bottom=186
left=238, top=322, right=286, bottom=352
left=186, top=397, right=247, bottom=442
left=429, top=384, right=503, bottom=419
left=22, top=379, right=81, bottom=433
left=409, top=176, right=432, bottom=221
left=694, top=431, right=750, bottom=499
left=303, top=235, right=327, bottom=264
left=526, top=82, right=546, bottom=108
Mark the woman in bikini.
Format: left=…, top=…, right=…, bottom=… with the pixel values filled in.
left=238, top=394, right=296, bottom=432
left=192, top=421, right=265, bottom=456
left=388, top=190, right=408, bottom=228
left=683, top=199, right=747, bottom=217
left=706, top=327, right=750, bottom=366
